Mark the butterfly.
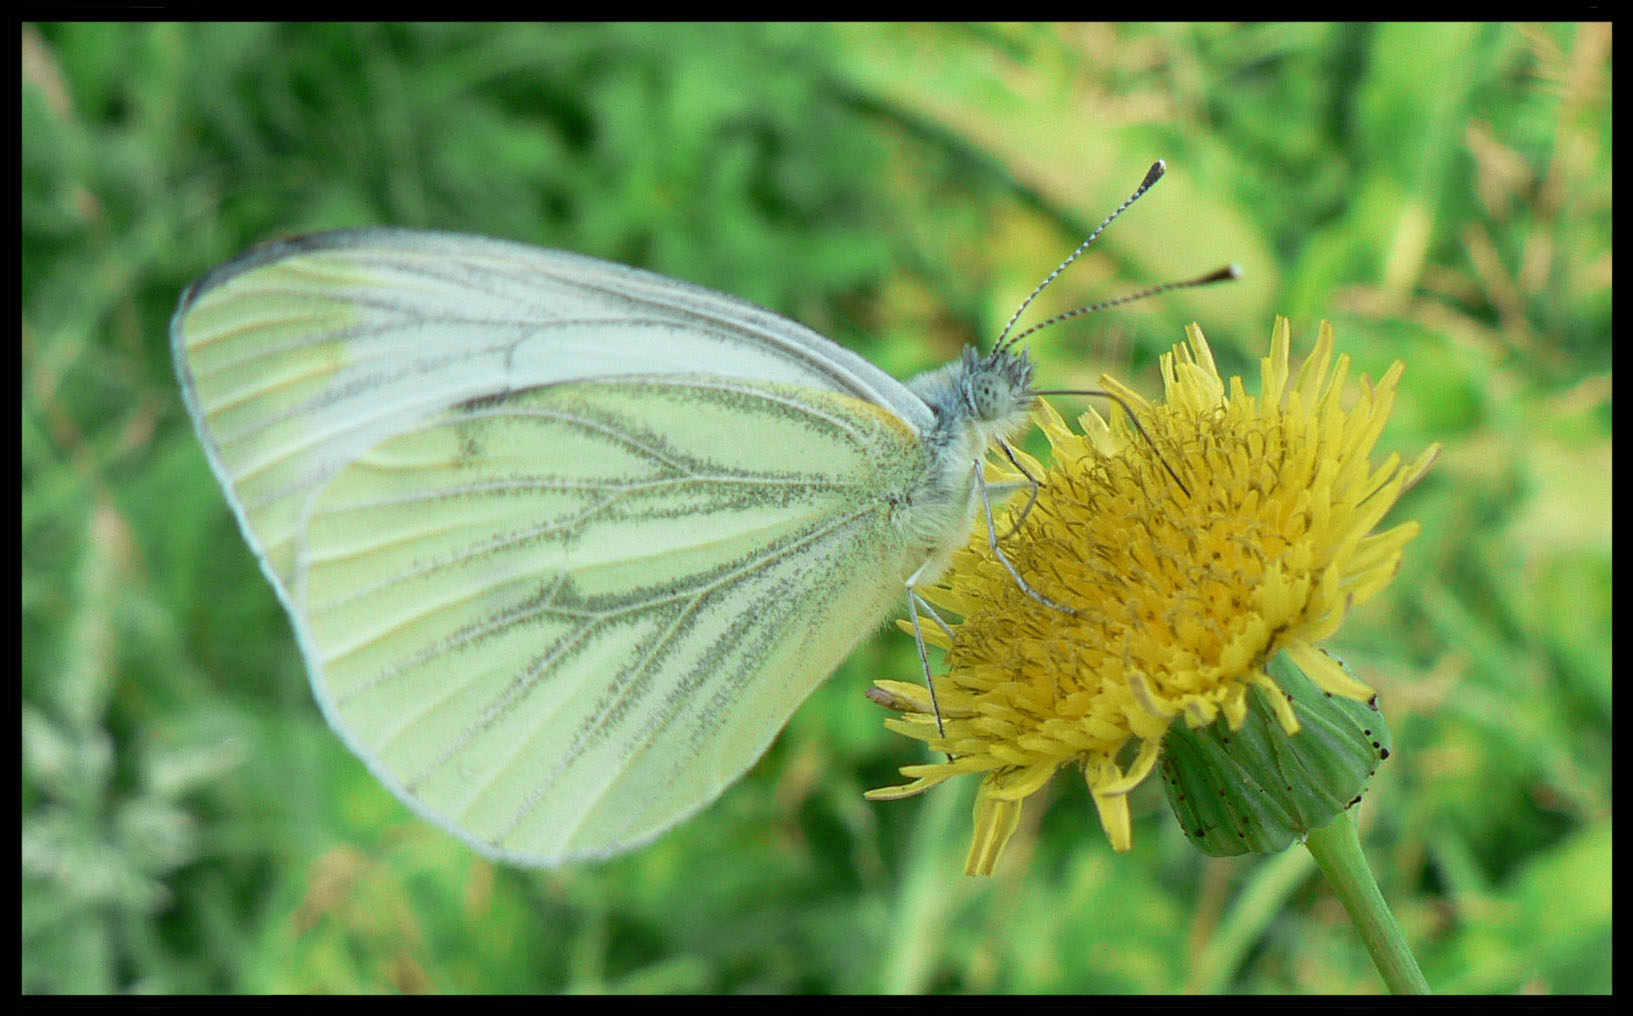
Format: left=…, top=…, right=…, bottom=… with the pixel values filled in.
left=173, top=160, right=1228, bottom=864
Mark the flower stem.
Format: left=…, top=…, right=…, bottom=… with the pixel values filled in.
left=1303, top=811, right=1430, bottom=994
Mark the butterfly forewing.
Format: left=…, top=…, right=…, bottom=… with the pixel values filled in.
left=174, top=235, right=936, bottom=861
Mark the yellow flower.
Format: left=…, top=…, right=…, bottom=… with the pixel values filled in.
left=867, top=318, right=1439, bottom=875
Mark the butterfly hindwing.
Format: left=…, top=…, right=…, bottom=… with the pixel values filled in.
left=247, top=370, right=928, bottom=860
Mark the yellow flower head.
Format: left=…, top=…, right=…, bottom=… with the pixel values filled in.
left=868, top=318, right=1439, bottom=875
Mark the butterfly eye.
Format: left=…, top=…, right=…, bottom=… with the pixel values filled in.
left=971, top=375, right=1004, bottom=420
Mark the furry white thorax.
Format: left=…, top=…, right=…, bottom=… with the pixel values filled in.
left=895, top=345, right=1038, bottom=583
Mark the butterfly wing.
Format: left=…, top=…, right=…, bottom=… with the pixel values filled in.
left=172, top=230, right=933, bottom=863
left=173, top=228, right=932, bottom=587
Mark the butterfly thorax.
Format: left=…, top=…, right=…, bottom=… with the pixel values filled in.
left=896, top=345, right=1037, bottom=582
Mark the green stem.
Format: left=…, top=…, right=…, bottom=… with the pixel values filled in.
left=1303, top=811, right=1430, bottom=994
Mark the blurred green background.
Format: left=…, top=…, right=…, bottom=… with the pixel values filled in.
left=21, top=23, right=1610, bottom=993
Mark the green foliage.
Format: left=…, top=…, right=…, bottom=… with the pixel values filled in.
left=22, top=22, right=1609, bottom=993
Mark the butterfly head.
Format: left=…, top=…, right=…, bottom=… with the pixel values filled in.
left=905, top=344, right=1037, bottom=452
left=963, top=344, right=1035, bottom=424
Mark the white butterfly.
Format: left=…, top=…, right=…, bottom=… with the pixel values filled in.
left=173, top=161, right=1218, bottom=866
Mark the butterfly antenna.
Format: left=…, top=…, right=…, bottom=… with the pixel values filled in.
left=1002, top=264, right=1241, bottom=349
left=994, top=159, right=1168, bottom=354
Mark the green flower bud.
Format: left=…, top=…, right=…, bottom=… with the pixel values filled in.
left=1160, top=651, right=1392, bottom=856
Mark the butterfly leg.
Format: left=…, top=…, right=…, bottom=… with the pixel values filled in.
left=974, top=458, right=1077, bottom=615
left=995, top=438, right=1042, bottom=539
left=903, top=583, right=956, bottom=739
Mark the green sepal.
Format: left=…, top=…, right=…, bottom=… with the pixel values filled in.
left=1158, top=651, right=1392, bottom=857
